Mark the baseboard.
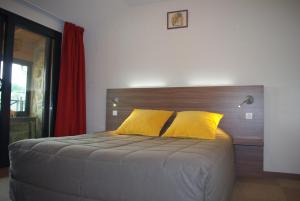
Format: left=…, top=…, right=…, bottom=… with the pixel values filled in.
left=263, top=171, right=300, bottom=179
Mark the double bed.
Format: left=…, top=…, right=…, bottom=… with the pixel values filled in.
left=9, top=86, right=264, bottom=201
left=9, top=129, right=234, bottom=201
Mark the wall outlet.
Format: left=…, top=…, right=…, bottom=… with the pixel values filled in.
left=112, top=110, right=118, bottom=116
left=245, top=112, right=253, bottom=120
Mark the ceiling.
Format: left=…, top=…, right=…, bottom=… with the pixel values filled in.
left=124, top=0, right=172, bottom=6
left=23, top=0, right=174, bottom=25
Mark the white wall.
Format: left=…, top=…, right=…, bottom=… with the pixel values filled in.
left=19, top=0, right=300, bottom=174
left=0, top=0, right=63, bottom=32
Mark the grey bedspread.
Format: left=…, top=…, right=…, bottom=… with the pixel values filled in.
left=9, top=129, right=235, bottom=201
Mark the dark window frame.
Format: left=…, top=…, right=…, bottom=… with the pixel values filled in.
left=0, top=7, right=62, bottom=167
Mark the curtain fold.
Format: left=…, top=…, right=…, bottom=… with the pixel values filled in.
left=54, top=22, right=86, bottom=137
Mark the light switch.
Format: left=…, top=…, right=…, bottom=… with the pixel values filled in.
left=112, top=110, right=118, bottom=116
left=245, top=113, right=253, bottom=120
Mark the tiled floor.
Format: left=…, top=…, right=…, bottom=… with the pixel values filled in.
left=1, top=168, right=300, bottom=201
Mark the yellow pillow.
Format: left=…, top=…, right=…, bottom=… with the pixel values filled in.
left=114, top=109, right=174, bottom=137
left=163, top=111, right=223, bottom=140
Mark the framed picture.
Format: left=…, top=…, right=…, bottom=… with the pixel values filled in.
left=167, top=10, right=188, bottom=29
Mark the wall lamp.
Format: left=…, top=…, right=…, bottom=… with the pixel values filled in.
left=238, top=95, right=254, bottom=108
left=112, top=97, right=119, bottom=107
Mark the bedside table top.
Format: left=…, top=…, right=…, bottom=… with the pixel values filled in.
left=233, top=137, right=264, bottom=146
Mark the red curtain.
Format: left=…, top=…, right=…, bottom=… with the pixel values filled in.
left=54, top=22, right=86, bottom=137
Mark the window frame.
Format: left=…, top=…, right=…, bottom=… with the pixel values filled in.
left=0, top=7, right=62, bottom=167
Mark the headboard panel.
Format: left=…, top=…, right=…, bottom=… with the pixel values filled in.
left=106, top=86, right=264, bottom=143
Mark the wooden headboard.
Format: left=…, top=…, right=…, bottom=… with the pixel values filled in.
left=106, top=86, right=264, bottom=144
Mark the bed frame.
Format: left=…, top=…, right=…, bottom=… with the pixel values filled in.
left=106, top=86, right=264, bottom=177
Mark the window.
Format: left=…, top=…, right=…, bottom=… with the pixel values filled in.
left=0, top=61, right=3, bottom=111
left=10, top=60, right=31, bottom=115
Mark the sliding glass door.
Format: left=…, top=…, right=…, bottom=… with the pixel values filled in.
left=10, top=27, right=50, bottom=143
left=0, top=8, right=61, bottom=166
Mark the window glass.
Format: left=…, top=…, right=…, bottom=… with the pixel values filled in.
left=10, top=63, right=28, bottom=112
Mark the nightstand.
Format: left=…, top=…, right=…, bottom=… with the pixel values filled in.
left=233, top=137, right=264, bottom=177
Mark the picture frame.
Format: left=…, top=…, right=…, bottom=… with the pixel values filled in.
left=167, top=10, right=188, bottom=29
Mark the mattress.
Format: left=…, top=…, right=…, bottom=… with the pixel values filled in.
left=9, top=128, right=235, bottom=201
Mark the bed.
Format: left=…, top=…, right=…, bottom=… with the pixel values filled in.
left=9, top=128, right=234, bottom=201
left=9, top=86, right=264, bottom=201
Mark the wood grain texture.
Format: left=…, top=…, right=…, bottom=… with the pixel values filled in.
left=235, top=145, right=264, bottom=177
left=234, top=137, right=264, bottom=146
left=106, top=86, right=264, bottom=177
left=106, top=86, right=264, bottom=138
